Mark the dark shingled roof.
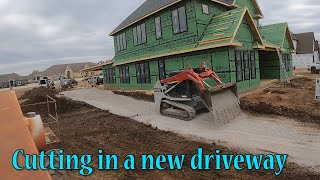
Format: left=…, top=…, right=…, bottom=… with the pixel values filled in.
left=110, top=0, right=233, bottom=35
left=41, top=62, right=94, bottom=76
left=294, top=32, right=317, bottom=54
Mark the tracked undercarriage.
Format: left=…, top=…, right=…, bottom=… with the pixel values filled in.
left=154, top=64, right=241, bottom=125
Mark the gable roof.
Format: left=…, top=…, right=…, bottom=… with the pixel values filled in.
left=41, top=62, right=94, bottom=76
left=114, top=7, right=264, bottom=66
left=198, top=7, right=264, bottom=46
left=232, top=0, right=264, bottom=18
left=290, top=31, right=297, bottom=40
left=110, top=0, right=235, bottom=36
left=294, top=32, right=316, bottom=54
left=260, top=23, right=294, bottom=50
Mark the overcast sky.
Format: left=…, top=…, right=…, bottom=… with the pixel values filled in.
left=0, top=0, right=319, bottom=75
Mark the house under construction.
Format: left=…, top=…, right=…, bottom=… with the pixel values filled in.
left=103, top=0, right=294, bottom=92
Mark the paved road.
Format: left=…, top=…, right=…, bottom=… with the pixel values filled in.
left=63, top=88, right=320, bottom=173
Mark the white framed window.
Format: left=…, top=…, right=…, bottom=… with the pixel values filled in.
left=202, top=4, right=209, bottom=15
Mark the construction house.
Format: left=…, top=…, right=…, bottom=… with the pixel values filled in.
left=103, top=0, right=294, bottom=92
left=291, top=32, right=320, bottom=69
left=259, top=23, right=294, bottom=79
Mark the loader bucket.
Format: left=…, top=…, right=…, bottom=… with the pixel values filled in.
left=200, top=83, right=241, bottom=126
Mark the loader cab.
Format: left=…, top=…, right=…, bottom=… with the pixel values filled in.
left=167, top=80, right=200, bottom=99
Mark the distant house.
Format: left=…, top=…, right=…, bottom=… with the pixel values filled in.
left=0, top=73, right=21, bottom=88
left=0, top=73, right=28, bottom=88
left=292, top=32, right=320, bottom=69
left=38, top=62, right=94, bottom=80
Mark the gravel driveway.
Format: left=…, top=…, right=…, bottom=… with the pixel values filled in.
left=63, top=88, right=320, bottom=173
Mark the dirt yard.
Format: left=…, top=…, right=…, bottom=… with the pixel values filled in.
left=17, top=87, right=319, bottom=179
left=241, top=75, right=320, bottom=125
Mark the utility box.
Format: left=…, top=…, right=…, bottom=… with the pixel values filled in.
left=316, top=78, right=320, bottom=100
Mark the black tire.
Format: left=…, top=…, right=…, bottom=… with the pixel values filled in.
left=311, top=67, right=317, bottom=74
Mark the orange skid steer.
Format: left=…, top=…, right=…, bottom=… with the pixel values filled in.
left=154, top=64, right=241, bottom=125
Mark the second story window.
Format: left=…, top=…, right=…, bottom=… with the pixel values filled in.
left=202, top=4, right=209, bottom=14
left=155, top=16, right=162, bottom=39
left=172, top=6, right=187, bottom=34
left=133, top=23, right=147, bottom=46
left=116, top=32, right=126, bottom=51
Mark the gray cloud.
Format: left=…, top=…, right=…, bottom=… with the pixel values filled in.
left=0, top=0, right=319, bottom=75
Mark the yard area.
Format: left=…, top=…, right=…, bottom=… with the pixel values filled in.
left=12, top=69, right=320, bottom=179
left=18, top=87, right=320, bottom=179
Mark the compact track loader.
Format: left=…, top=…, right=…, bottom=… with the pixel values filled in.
left=154, top=63, right=241, bottom=125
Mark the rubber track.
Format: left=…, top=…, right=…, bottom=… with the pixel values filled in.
left=161, top=99, right=196, bottom=121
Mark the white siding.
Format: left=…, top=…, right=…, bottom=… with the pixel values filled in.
left=314, top=51, right=320, bottom=63
left=293, top=40, right=298, bottom=51
left=292, top=53, right=315, bottom=69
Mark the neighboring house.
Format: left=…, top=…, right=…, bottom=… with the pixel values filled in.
left=15, top=80, right=27, bottom=86
left=292, top=32, right=320, bottom=69
left=103, top=0, right=294, bottom=92
left=0, top=73, right=28, bottom=88
left=0, top=73, right=20, bottom=88
left=38, top=62, right=94, bottom=80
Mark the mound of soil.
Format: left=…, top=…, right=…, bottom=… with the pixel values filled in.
left=241, top=77, right=320, bottom=124
left=20, top=86, right=57, bottom=102
left=20, top=87, right=91, bottom=116
left=49, top=104, right=319, bottom=179
left=113, top=91, right=154, bottom=102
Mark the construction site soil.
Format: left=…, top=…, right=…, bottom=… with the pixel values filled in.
left=241, top=77, right=320, bottom=125
left=18, top=87, right=320, bottom=179
left=113, top=90, right=155, bottom=102
left=20, top=87, right=91, bottom=117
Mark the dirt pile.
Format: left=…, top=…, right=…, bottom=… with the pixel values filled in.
left=113, top=91, right=154, bottom=102
left=20, top=86, right=57, bottom=102
left=241, top=77, right=320, bottom=124
left=20, top=87, right=91, bottom=115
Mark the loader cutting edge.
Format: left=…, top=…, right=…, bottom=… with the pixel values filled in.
left=199, top=82, right=241, bottom=125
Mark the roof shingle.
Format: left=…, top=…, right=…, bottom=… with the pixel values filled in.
left=294, top=32, right=316, bottom=54
left=110, top=0, right=233, bottom=35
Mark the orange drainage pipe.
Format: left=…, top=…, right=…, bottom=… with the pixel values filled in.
left=0, top=91, right=51, bottom=180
